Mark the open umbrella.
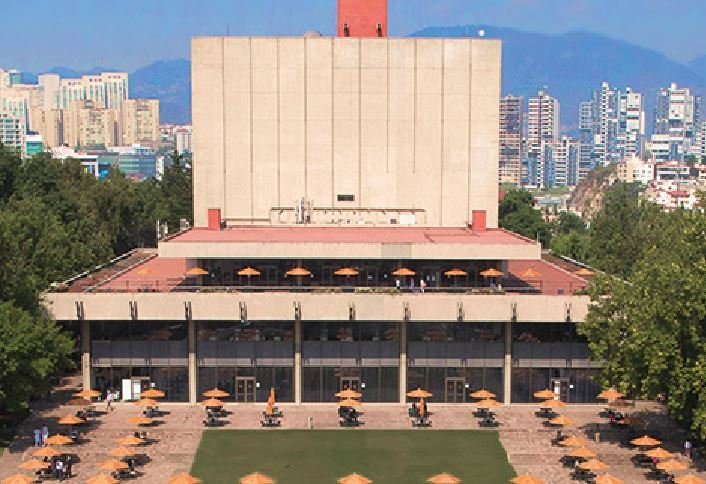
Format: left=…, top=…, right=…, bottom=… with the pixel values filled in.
left=43, top=435, right=72, bottom=446
left=32, top=447, right=61, bottom=458
left=18, top=459, right=48, bottom=470
left=134, top=398, right=159, bottom=407
left=519, top=267, right=542, bottom=279
left=169, top=474, right=203, bottom=484
left=559, top=436, right=590, bottom=447
left=58, top=415, right=85, bottom=425
left=286, top=267, right=311, bottom=277
left=630, top=435, right=661, bottom=447
left=406, top=388, right=432, bottom=399
left=568, top=447, right=597, bottom=458
left=675, top=476, right=706, bottom=484
left=597, top=389, right=624, bottom=400
left=444, top=268, right=468, bottom=277
left=338, top=398, right=361, bottom=407
left=66, top=397, right=91, bottom=406
left=127, top=416, right=154, bottom=426
left=646, top=447, right=674, bottom=459
left=74, top=389, right=102, bottom=399
left=476, top=399, right=501, bottom=408
left=540, top=399, right=566, bottom=409
left=100, top=460, right=129, bottom=471
left=185, top=267, right=209, bottom=276
left=240, top=472, right=275, bottom=484
left=470, top=389, right=496, bottom=399
left=656, top=460, right=689, bottom=471
left=511, top=475, right=544, bottom=484
left=267, top=388, right=276, bottom=405
left=203, top=388, right=230, bottom=398
left=594, top=474, right=624, bottom=484
left=86, top=476, right=119, bottom=484
left=480, top=268, right=503, bottom=277
left=579, top=459, right=609, bottom=470
left=335, top=389, right=362, bottom=399
left=426, top=472, right=461, bottom=484
left=200, top=398, right=225, bottom=407
left=238, top=267, right=261, bottom=277
left=109, top=447, right=137, bottom=458
left=392, top=268, right=415, bottom=277
left=575, top=267, right=595, bottom=277
left=338, top=474, right=373, bottom=484
left=533, top=389, right=557, bottom=399
left=136, top=267, right=154, bottom=276
left=140, top=388, right=165, bottom=399
left=335, top=267, right=360, bottom=277
left=116, top=436, right=145, bottom=446
left=549, top=415, right=575, bottom=426
left=1, top=475, right=34, bottom=484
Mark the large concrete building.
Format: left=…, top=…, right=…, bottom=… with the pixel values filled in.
left=46, top=0, right=597, bottom=406
left=122, top=99, right=160, bottom=148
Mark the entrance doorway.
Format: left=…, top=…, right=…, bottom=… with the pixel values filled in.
left=445, top=377, right=466, bottom=403
left=235, top=376, right=256, bottom=403
left=340, top=377, right=361, bottom=394
left=551, top=377, right=570, bottom=402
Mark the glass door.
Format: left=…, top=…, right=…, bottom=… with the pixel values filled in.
left=235, top=376, right=256, bottom=403
left=340, top=377, right=361, bottom=393
left=551, top=377, right=570, bottom=402
left=445, top=377, right=466, bottom=403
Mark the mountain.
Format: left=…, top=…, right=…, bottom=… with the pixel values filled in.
left=129, top=59, right=191, bottom=124
left=688, top=54, right=706, bottom=79
left=412, top=25, right=706, bottom=131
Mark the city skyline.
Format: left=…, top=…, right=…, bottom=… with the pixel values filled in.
left=5, top=0, right=706, bottom=72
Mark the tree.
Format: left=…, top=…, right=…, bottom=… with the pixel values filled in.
left=499, top=189, right=552, bottom=246
left=0, top=302, right=75, bottom=413
left=159, top=150, right=193, bottom=233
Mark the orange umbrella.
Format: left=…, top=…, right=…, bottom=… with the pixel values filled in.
left=426, top=473, right=461, bottom=484
left=519, top=267, right=541, bottom=279
left=597, top=389, right=624, bottom=400
left=168, top=474, right=203, bottom=484
left=43, top=435, right=72, bottom=445
left=511, top=476, right=544, bottom=484
left=406, top=388, right=432, bottom=398
left=18, top=459, right=48, bottom=470
left=100, top=460, right=129, bottom=471
left=335, top=389, right=362, bottom=399
left=631, top=435, right=661, bottom=447
left=338, top=398, right=361, bottom=407
left=470, top=389, right=496, bottom=399
left=268, top=388, right=276, bottom=405
left=444, top=268, right=468, bottom=277
left=540, top=399, right=566, bottom=408
left=476, top=399, right=501, bottom=408
left=265, top=402, right=274, bottom=416
left=480, top=268, right=503, bottom=277
left=675, top=476, right=706, bottom=484
left=575, top=268, right=595, bottom=277
left=559, top=436, right=590, bottom=447
left=419, top=398, right=426, bottom=417
left=140, top=388, right=165, bottom=398
left=338, top=474, right=372, bottom=484
left=32, top=447, right=61, bottom=458
left=86, top=476, right=120, bottom=484
left=533, top=389, right=557, bottom=399
left=134, top=398, right=159, bottom=407
left=286, top=267, right=311, bottom=277
left=392, top=268, right=415, bottom=277
left=203, top=388, right=230, bottom=398
left=568, top=447, right=597, bottom=458
left=335, top=267, right=360, bottom=277
left=66, top=397, right=91, bottom=406
left=238, top=267, right=261, bottom=277
left=549, top=415, right=575, bottom=426
left=185, top=267, right=209, bottom=276
left=240, top=472, right=275, bottom=484
left=109, top=447, right=137, bottom=457
left=579, top=459, right=609, bottom=470
left=58, top=415, right=85, bottom=425
left=136, top=267, right=154, bottom=276
left=2, top=475, right=34, bottom=484
left=127, top=416, right=154, bottom=425
left=74, top=389, right=102, bottom=398
left=646, top=447, right=673, bottom=459
left=116, top=436, right=145, bottom=446
left=200, top=398, right=225, bottom=407
left=594, top=475, right=624, bottom=484
left=656, top=460, right=688, bottom=471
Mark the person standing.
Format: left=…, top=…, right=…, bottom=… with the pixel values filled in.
left=64, top=455, right=73, bottom=478
left=420, top=279, right=426, bottom=293
left=41, top=424, right=49, bottom=447
left=685, top=439, right=693, bottom=459
left=33, top=427, right=41, bottom=447
left=395, top=279, right=401, bottom=290
left=106, top=389, right=114, bottom=412
left=54, top=459, right=64, bottom=481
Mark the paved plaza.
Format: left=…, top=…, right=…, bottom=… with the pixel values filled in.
left=1, top=380, right=704, bottom=483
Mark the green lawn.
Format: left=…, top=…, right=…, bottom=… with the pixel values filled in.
left=191, top=430, right=515, bottom=483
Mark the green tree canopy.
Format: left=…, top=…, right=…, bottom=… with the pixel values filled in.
left=499, top=189, right=552, bottom=246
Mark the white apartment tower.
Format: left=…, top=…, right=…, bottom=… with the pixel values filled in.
left=499, top=95, right=523, bottom=186
left=617, top=87, right=645, bottom=159
left=653, top=82, right=701, bottom=161
left=526, top=89, right=560, bottom=186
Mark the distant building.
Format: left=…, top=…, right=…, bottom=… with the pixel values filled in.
left=63, top=100, right=119, bottom=149
left=653, top=82, right=701, bottom=161
left=499, top=95, right=523, bottom=186
left=122, top=99, right=160, bottom=148
left=175, top=125, right=192, bottom=154
left=41, top=71, right=129, bottom=111
left=0, top=112, right=25, bottom=154
left=539, top=136, right=580, bottom=189
left=24, top=134, right=44, bottom=157
left=526, top=89, right=560, bottom=186
left=615, top=157, right=654, bottom=184
left=31, top=109, right=63, bottom=149
left=617, top=87, right=645, bottom=160
left=98, top=145, right=158, bottom=180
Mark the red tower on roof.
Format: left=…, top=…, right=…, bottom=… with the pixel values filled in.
left=337, top=0, right=388, bottom=37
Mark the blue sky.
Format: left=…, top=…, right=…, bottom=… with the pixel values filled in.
left=5, top=0, right=706, bottom=72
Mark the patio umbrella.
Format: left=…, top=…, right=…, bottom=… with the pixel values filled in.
left=419, top=398, right=427, bottom=417
left=574, top=268, right=595, bottom=277
left=140, top=388, right=165, bottom=398
left=1, top=475, right=34, bottom=484
left=127, top=416, right=154, bottom=426
left=100, top=460, right=129, bottom=471
left=109, top=447, right=137, bottom=457
left=476, top=399, right=501, bottom=408
left=335, top=389, right=362, bottom=399
left=203, top=388, right=230, bottom=398
left=66, top=397, right=91, bottom=406
left=470, top=389, right=496, bottom=399
left=568, top=447, right=597, bottom=458
left=338, top=398, right=362, bottom=407
left=549, top=415, right=575, bottom=426
left=675, top=476, right=706, bottom=484
left=406, top=388, right=432, bottom=398
left=240, top=472, right=275, bottom=484
left=335, top=267, right=360, bottom=277
left=32, top=446, right=61, bottom=458
left=597, top=389, right=624, bottom=400
left=43, top=435, right=72, bottom=446
left=426, top=472, right=461, bottom=484
left=578, top=459, right=609, bottom=471
left=338, top=473, right=373, bottom=484
left=185, top=267, right=209, bottom=276
left=134, top=398, right=159, bottom=407
left=630, top=435, right=661, bottom=447
left=392, top=268, right=415, bottom=277
left=116, top=436, right=145, bottom=446
left=540, top=399, right=566, bottom=409
left=594, top=474, right=624, bottom=484
left=265, top=401, right=274, bottom=416
left=444, top=268, right=468, bottom=277
left=238, top=267, right=261, bottom=277
left=646, top=447, right=673, bottom=459
left=58, top=415, right=85, bottom=425
left=74, top=389, right=102, bottom=399
left=533, top=389, right=557, bottom=400
left=559, top=436, right=589, bottom=447
left=510, top=475, right=544, bottom=484
left=519, top=267, right=541, bottom=279
left=200, top=398, right=225, bottom=407
left=136, top=267, right=154, bottom=276
left=286, top=267, right=311, bottom=276
left=86, top=476, right=120, bottom=484
left=169, top=474, right=203, bottom=484
left=267, top=388, right=276, bottom=405
left=18, top=459, right=48, bottom=470
left=480, top=268, right=503, bottom=277
left=656, top=460, right=689, bottom=471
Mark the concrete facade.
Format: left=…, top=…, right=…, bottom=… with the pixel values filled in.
left=122, top=99, right=160, bottom=148
left=192, top=37, right=502, bottom=229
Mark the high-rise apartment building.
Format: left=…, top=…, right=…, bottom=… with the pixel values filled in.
left=175, top=125, right=193, bottom=154
left=47, top=72, right=129, bottom=111
left=538, top=136, right=580, bottom=189
left=31, top=109, right=63, bottom=149
left=122, top=99, right=160, bottom=148
left=0, top=112, right=25, bottom=154
left=653, top=82, right=701, bottom=161
left=526, top=89, right=560, bottom=186
left=578, top=100, right=597, bottom=180
left=64, top=100, right=118, bottom=149
left=498, top=95, right=523, bottom=186
left=617, top=87, right=645, bottom=159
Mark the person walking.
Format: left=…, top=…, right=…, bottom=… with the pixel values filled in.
left=33, top=427, right=41, bottom=447
left=41, top=424, right=49, bottom=447
left=685, top=439, right=693, bottom=459
left=420, top=278, right=426, bottom=293
left=106, top=389, right=114, bottom=412
left=64, top=455, right=73, bottom=478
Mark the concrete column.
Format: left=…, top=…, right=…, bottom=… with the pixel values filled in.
left=294, top=317, right=302, bottom=405
left=399, top=318, right=408, bottom=404
left=188, top=317, right=197, bottom=404
left=80, top=318, right=91, bottom=391
left=503, top=319, right=512, bottom=404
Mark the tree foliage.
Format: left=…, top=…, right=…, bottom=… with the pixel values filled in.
left=499, top=189, right=552, bottom=245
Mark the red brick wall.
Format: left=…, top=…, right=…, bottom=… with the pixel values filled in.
left=337, top=0, right=388, bottom=37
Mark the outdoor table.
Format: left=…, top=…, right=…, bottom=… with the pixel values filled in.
left=478, top=417, right=499, bottom=428
left=261, top=416, right=281, bottom=427
left=537, top=408, right=557, bottom=419
left=571, top=468, right=596, bottom=481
